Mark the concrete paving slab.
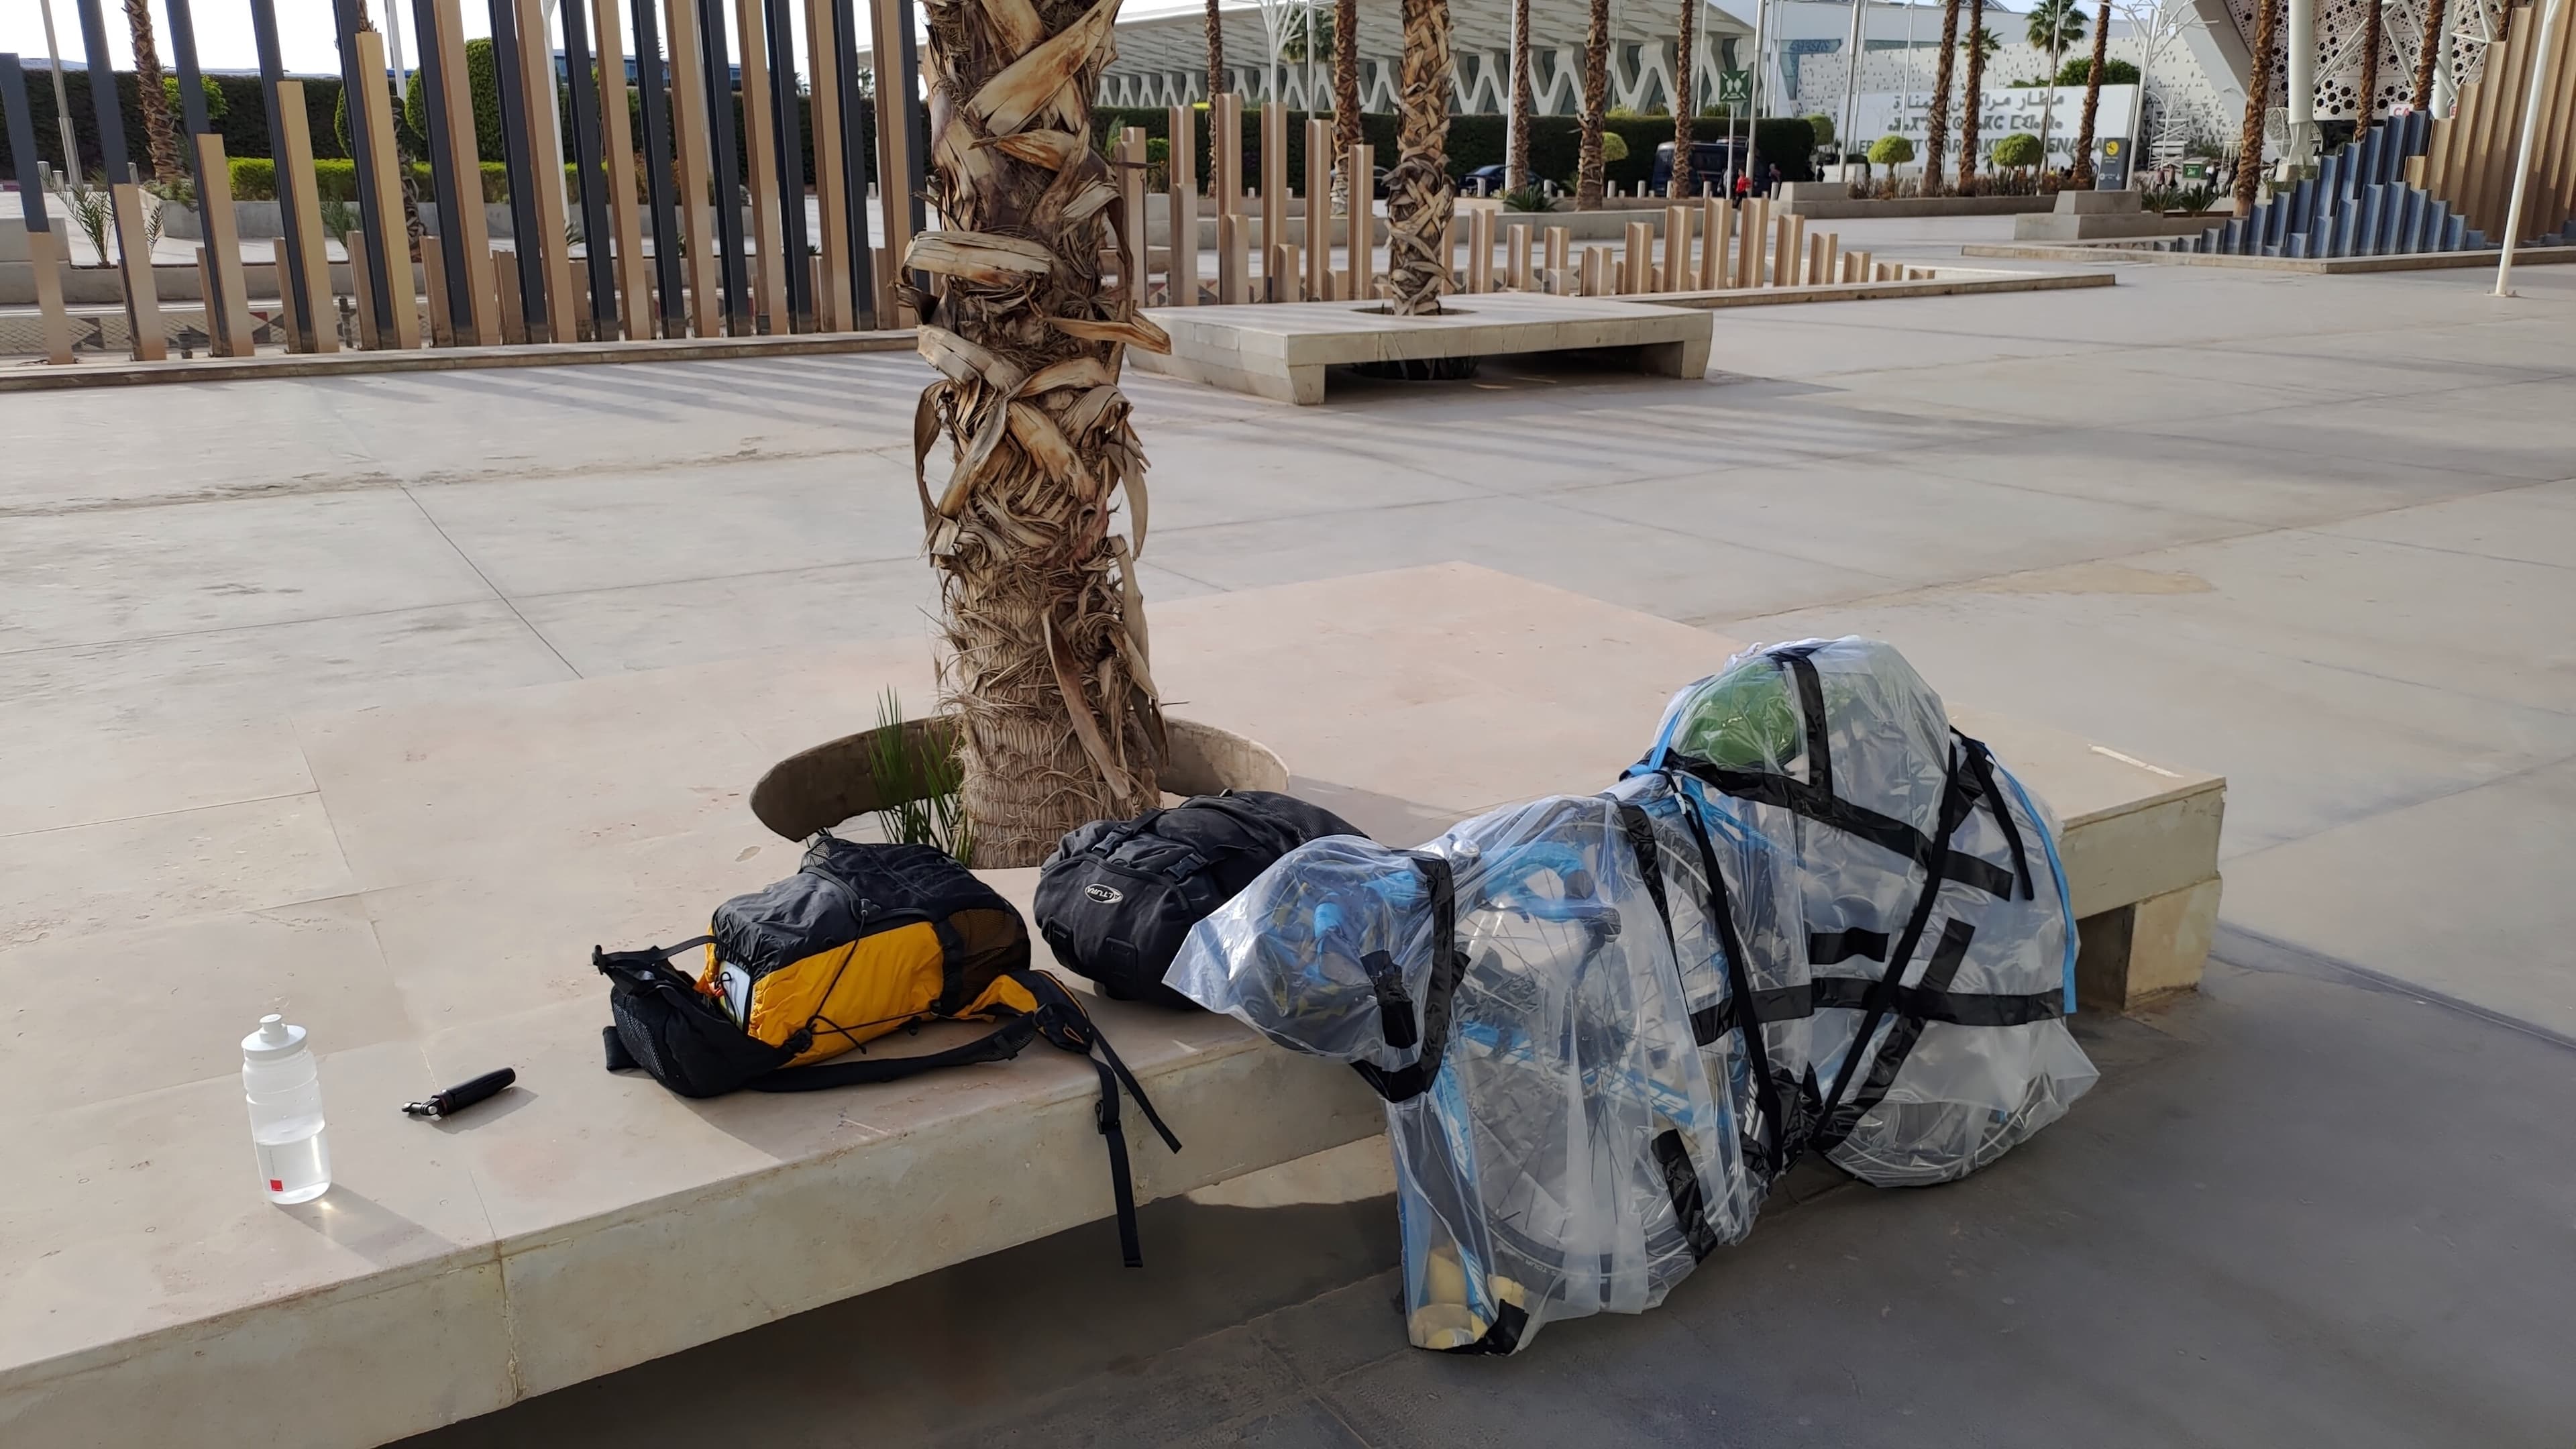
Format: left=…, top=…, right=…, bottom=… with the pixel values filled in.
left=506, top=558, right=951, bottom=676
left=1152, top=496, right=1902, bottom=623
left=408, top=455, right=931, bottom=599
left=2218, top=756, right=2576, bottom=1038
left=0, top=792, right=354, bottom=949
left=0, top=718, right=314, bottom=837
left=1897, top=425, right=2520, bottom=527
left=0, top=602, right=575, bottom=743
left=1554, top=456, right=2251, bottom=592
left=0, top=491, right=500, bottom=653
left=2313, top=478, right=2576, bottom=568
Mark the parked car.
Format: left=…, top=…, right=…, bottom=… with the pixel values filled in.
left=1650, top=139, right=1750, bottom=197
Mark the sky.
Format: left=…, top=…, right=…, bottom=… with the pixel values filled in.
left=0, top=0, right=2029, bottom=79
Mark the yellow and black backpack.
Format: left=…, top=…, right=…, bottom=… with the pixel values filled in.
left=597, top=835, right=1180, bottom=1263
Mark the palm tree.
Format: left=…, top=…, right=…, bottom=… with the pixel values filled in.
left=2410, top=0, right=2447, bottom=111
left=1386, top=0, right=1455, bottom=311
left=1335, top=0, right=1361, bottom=202
left=2025, top=0, right=2088, bottom=177
left=1576, top=0, right=1611, bottom=207
left=912, top=0, right=1167, bottom=863
left=2234, top=0, right=2276, bottom=212
left=1207, top=0, right=1229, bottom=102
left=2070, top=0, right=2112, bottom=184
left=1923, top=0, right=1964, bottom=193
left=1668, top=0, right=1697, bottom=196
left=1507, top=0, right=1534, bottom=188
left=2353, top=0, right=2382, bottom=142
left=123, top=0, right=184, bottom=186
left=1957, top=3, right=1991, bottom=191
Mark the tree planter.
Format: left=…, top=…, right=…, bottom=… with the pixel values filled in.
left=750, top=716, right=1288, bottom=844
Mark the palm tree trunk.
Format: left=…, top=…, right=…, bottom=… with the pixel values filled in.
left=1958, top=1, right=1988, bottom=193
left=2234, top=0, right=2277, bottom=213
left=123, top=0, right=184, bottom=186
left=2410, top=0, right=2448, bottom=110
left=2071, top=7, right=2110, bottom=185
left=1924, top=0, right=1962, bottom=193
left=1208, top=0, right=1229, bottom=103
left=1336, top=0, right=1362, bottom=199
left=915, top=0, right=1167, bottom=865
left=1576, top=0, right=1611, bottom=207
left=1670, top=0, right=1697, bottom=196
left=1507, top=0, right=1534, bottom=188
left=2354, top=0, right=2383, bottom=138
left=1387, top=0, right=1454, bottom=313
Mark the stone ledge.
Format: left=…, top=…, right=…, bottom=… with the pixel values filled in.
left=0, top=564, right=2223, bottom=1448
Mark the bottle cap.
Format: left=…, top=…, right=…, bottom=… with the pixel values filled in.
left=242, top=1014, right=309, bottom=1062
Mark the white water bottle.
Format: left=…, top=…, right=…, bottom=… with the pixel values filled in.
left=242, top=1015, right=331, bottom=1204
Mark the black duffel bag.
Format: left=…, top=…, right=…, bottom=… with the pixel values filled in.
left=1036, top=790, right=1366, bottom=1008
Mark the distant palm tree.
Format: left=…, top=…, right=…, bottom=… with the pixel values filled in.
left=1923, top=0, right=1964, bottom=193
left=2070, top=0, right=2112, bottom=184
left=2234, top=0, right=2277, bottom=213
left=2410, top=0, right=2447, bottom=111
left=1387, top=0, right=1456, bottom=312
left=2353, top=0, right=2383, bottom=141
left=1576, top=0, right=1611, bottom=207
left=122, top=0, right=184, bottom=185
left=2025, top=0, right=2088, bottom=176
left=1507, top=0, right=1535, bottom=188
left=1207, top=0, right=1228, bottom=103
left=1335, top=0, right=1361, bottom=202
left=1958, top=1, right=1991, bottom=191
left=1669, top=0, right=1697, bottom=197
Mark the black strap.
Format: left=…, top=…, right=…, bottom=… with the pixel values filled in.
left=1616, top=802, right=1680, bottom=959
left=1955, top=733, right=2036, bottom=901
left=1773, top=647, right=1835, bottom=796
left=1016, top=970, right=1183, bottom=1269
left=1670, top=761, right=2021, bottom=902
left=1440, top=1299, right=1530, bottom=1356
left=746, top=1014, right=1040, bottom=1090
left=1652, top=1128, right=1721, bottom=1261
left=1671, top=792, right=1788, bottom=1179
left=1809, top=928, right=1890, bottom=966
left=1697, top=975, right=2061, bottom=1029
left=594, top=936, right=717, bottom=981
left=1359, top=951, right=1419, bottom=1050
left=1811, top=743, right=1981, bottom=1155
left=1819, top=918, right=1980, bottom=1147
left=1351, top=853, right=1462, bottom=1104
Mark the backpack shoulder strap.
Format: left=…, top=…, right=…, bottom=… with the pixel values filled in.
left=745, top=1014, right=1041, bottom=1090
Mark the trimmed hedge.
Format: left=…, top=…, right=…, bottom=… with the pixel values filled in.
left=1093, top=107, right=1817, bottom=192
left=227, top=154, right=512, bottom=204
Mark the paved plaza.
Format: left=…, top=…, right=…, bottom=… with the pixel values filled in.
left=6, top=234, right=2573, bottom=1446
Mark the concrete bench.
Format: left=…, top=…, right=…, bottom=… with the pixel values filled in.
left=0, top=564, right=2219, bottom=1449
left=1133, top=294, right=1713, bottom=405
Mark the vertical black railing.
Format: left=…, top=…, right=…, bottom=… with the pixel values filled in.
left=830, top=0, right=874, bottom=325
left=411, top=0, right=478, bottom=341
left=763, top=0, right=812, bottom=331
left=632, top=0, right=686, bottom=334
left=487, top=0, right=550, bottom=333
left=561, top=0, right=620, bottom=333
left=331, top=0, right=402, bottom=343
left=698, top=0, right=751, bottom=331
left=246, top=0, right=321, bottom=345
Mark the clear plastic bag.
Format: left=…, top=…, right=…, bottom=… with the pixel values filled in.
left=1171, top=794, right=1743, bottom=1353
left=1635, top=637, right=2098, bottom=1187
left=1168, top=635, right=2100, bottom=1354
